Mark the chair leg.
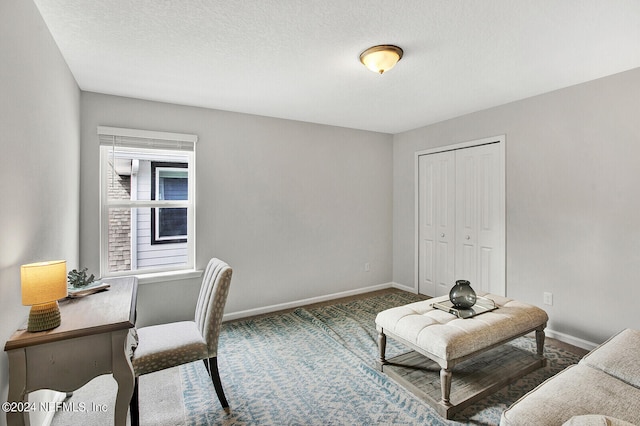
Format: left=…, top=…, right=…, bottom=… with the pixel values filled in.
left=208, top=356, right=229, bottom=412
left=130, top=376, right=140, bottom=426
left=203, top=358, right=210, bottom=374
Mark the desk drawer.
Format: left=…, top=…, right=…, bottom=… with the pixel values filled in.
left=26, top=333, right=112, bottom=391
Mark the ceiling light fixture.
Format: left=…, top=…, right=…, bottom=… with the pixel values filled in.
left=359, top=45, right=403, bottom=74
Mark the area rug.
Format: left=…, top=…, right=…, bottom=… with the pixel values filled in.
left=180, top=292, right=582, bottom=425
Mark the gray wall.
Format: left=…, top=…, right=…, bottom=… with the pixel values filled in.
left=393, top=67, right=640, bottom=345
left=80, top=93, right=393, bottom=326
left=0, top=0, right=80, bottom=423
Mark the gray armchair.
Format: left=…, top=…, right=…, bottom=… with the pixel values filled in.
left=129, top=258, right=233, bottom=425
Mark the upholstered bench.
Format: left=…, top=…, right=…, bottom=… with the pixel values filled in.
left=375, top=294, right=548, bottom=418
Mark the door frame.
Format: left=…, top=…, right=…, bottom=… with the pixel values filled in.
left=414, top=135, right=506, bottom=295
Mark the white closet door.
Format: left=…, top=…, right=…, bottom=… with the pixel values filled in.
left=418, top=151, right=455, bottom=297
left=455, top=143, right=505, bottom=295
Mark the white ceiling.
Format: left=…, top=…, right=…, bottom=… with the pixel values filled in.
left=33, top=0, right=640, bottom=134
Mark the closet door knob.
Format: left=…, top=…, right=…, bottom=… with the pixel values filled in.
left=441, top=233, right=445, bottom=238
left=466, top=235, right=471, bottom=240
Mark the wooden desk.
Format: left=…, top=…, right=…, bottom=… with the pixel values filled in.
left=4, top=277, right=138, bottom=426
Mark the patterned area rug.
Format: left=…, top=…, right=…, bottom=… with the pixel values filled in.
left=181, top=292, right=582, bottom=425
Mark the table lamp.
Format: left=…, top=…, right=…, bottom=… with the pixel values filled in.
left=21, top=260, right=68, bottom=332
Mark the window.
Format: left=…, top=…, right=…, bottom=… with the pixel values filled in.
left=98, top=126, right=197, bottom=277
left=151, top=162, right=188, bottom=244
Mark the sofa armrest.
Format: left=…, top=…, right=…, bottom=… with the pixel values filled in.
left=500, top=364, right=640, bottom=425
left=580, top=328, right=640, bottom=389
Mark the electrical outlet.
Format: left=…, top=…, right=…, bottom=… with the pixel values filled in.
left=364, top=262, right=370, bottom=272
left=543, top=292, right=553, bottom=306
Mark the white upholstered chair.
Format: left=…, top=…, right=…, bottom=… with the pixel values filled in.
left=129, top=258, right=233, bottom=426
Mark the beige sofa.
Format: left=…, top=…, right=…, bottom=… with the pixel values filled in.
left=500, top=328, right=640, bottom=426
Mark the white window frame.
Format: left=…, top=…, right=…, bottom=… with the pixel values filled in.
left=98, top=126, right=197, bottom=278
left=153, top=165, right=189, bottom=243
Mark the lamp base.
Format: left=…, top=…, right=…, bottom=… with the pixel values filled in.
left=27, top=301, right=61, bottom=332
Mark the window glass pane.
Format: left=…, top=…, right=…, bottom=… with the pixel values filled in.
left=106, top=149, right=190, bottom=201
left=107, top=207, right=189, bottom=273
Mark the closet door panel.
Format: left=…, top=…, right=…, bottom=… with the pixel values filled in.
left=476, top=143, right=504, bottom=295
left=435, top=154, right=455, bottom=297
left=418, top=156, right=436, bottom=296
left=455, top=143, right=504, bottom=294
left=418, top=151, right=455, bottom=297
left=455, top=150, right=478, bottom=286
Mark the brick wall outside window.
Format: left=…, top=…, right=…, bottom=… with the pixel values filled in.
left=107, top=168, right=131, bottom=272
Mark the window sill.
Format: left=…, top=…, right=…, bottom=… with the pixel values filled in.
left=134, top=269, right=203, bottom=285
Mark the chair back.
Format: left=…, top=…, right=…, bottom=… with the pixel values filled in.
left=194, top=258, right=233, bottom=356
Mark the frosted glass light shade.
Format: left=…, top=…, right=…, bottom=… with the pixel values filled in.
left=21, top=260, right=68, bottom=305
left=359, top=45, right=403, bottom=74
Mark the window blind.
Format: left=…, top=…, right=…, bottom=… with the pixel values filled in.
left=97, top=126, right=197, bottom=151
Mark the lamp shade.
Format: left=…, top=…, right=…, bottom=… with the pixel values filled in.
left=21, top=260, right=68, bottom=306
left=359, top=45, right=403, bottom=74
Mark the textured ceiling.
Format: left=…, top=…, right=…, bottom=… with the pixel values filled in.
left=33, top=0, right=640, bottom=134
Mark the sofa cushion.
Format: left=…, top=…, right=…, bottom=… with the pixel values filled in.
left=563, top=415, right=637, bottom=426
left=580, top=328, right=640, bottom=389
left=500, top=364, right=640, bottom=426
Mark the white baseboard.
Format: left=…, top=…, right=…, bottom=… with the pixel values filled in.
left=391, top=282, right=418, bottom=293
left=545, top=328, right=598, bottom=351
left=223, top=282, right=395, bottom=322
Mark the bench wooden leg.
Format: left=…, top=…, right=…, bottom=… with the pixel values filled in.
left=377, top=331, right=387, bottom=370
left=440, top=368, right=452, bottom=406
left=535, top=328, right=545, bottom=357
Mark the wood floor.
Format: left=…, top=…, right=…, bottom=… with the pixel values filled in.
left=229, top=287, right=589, bottom=358
left=383, top=343, right=546, bottom=418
